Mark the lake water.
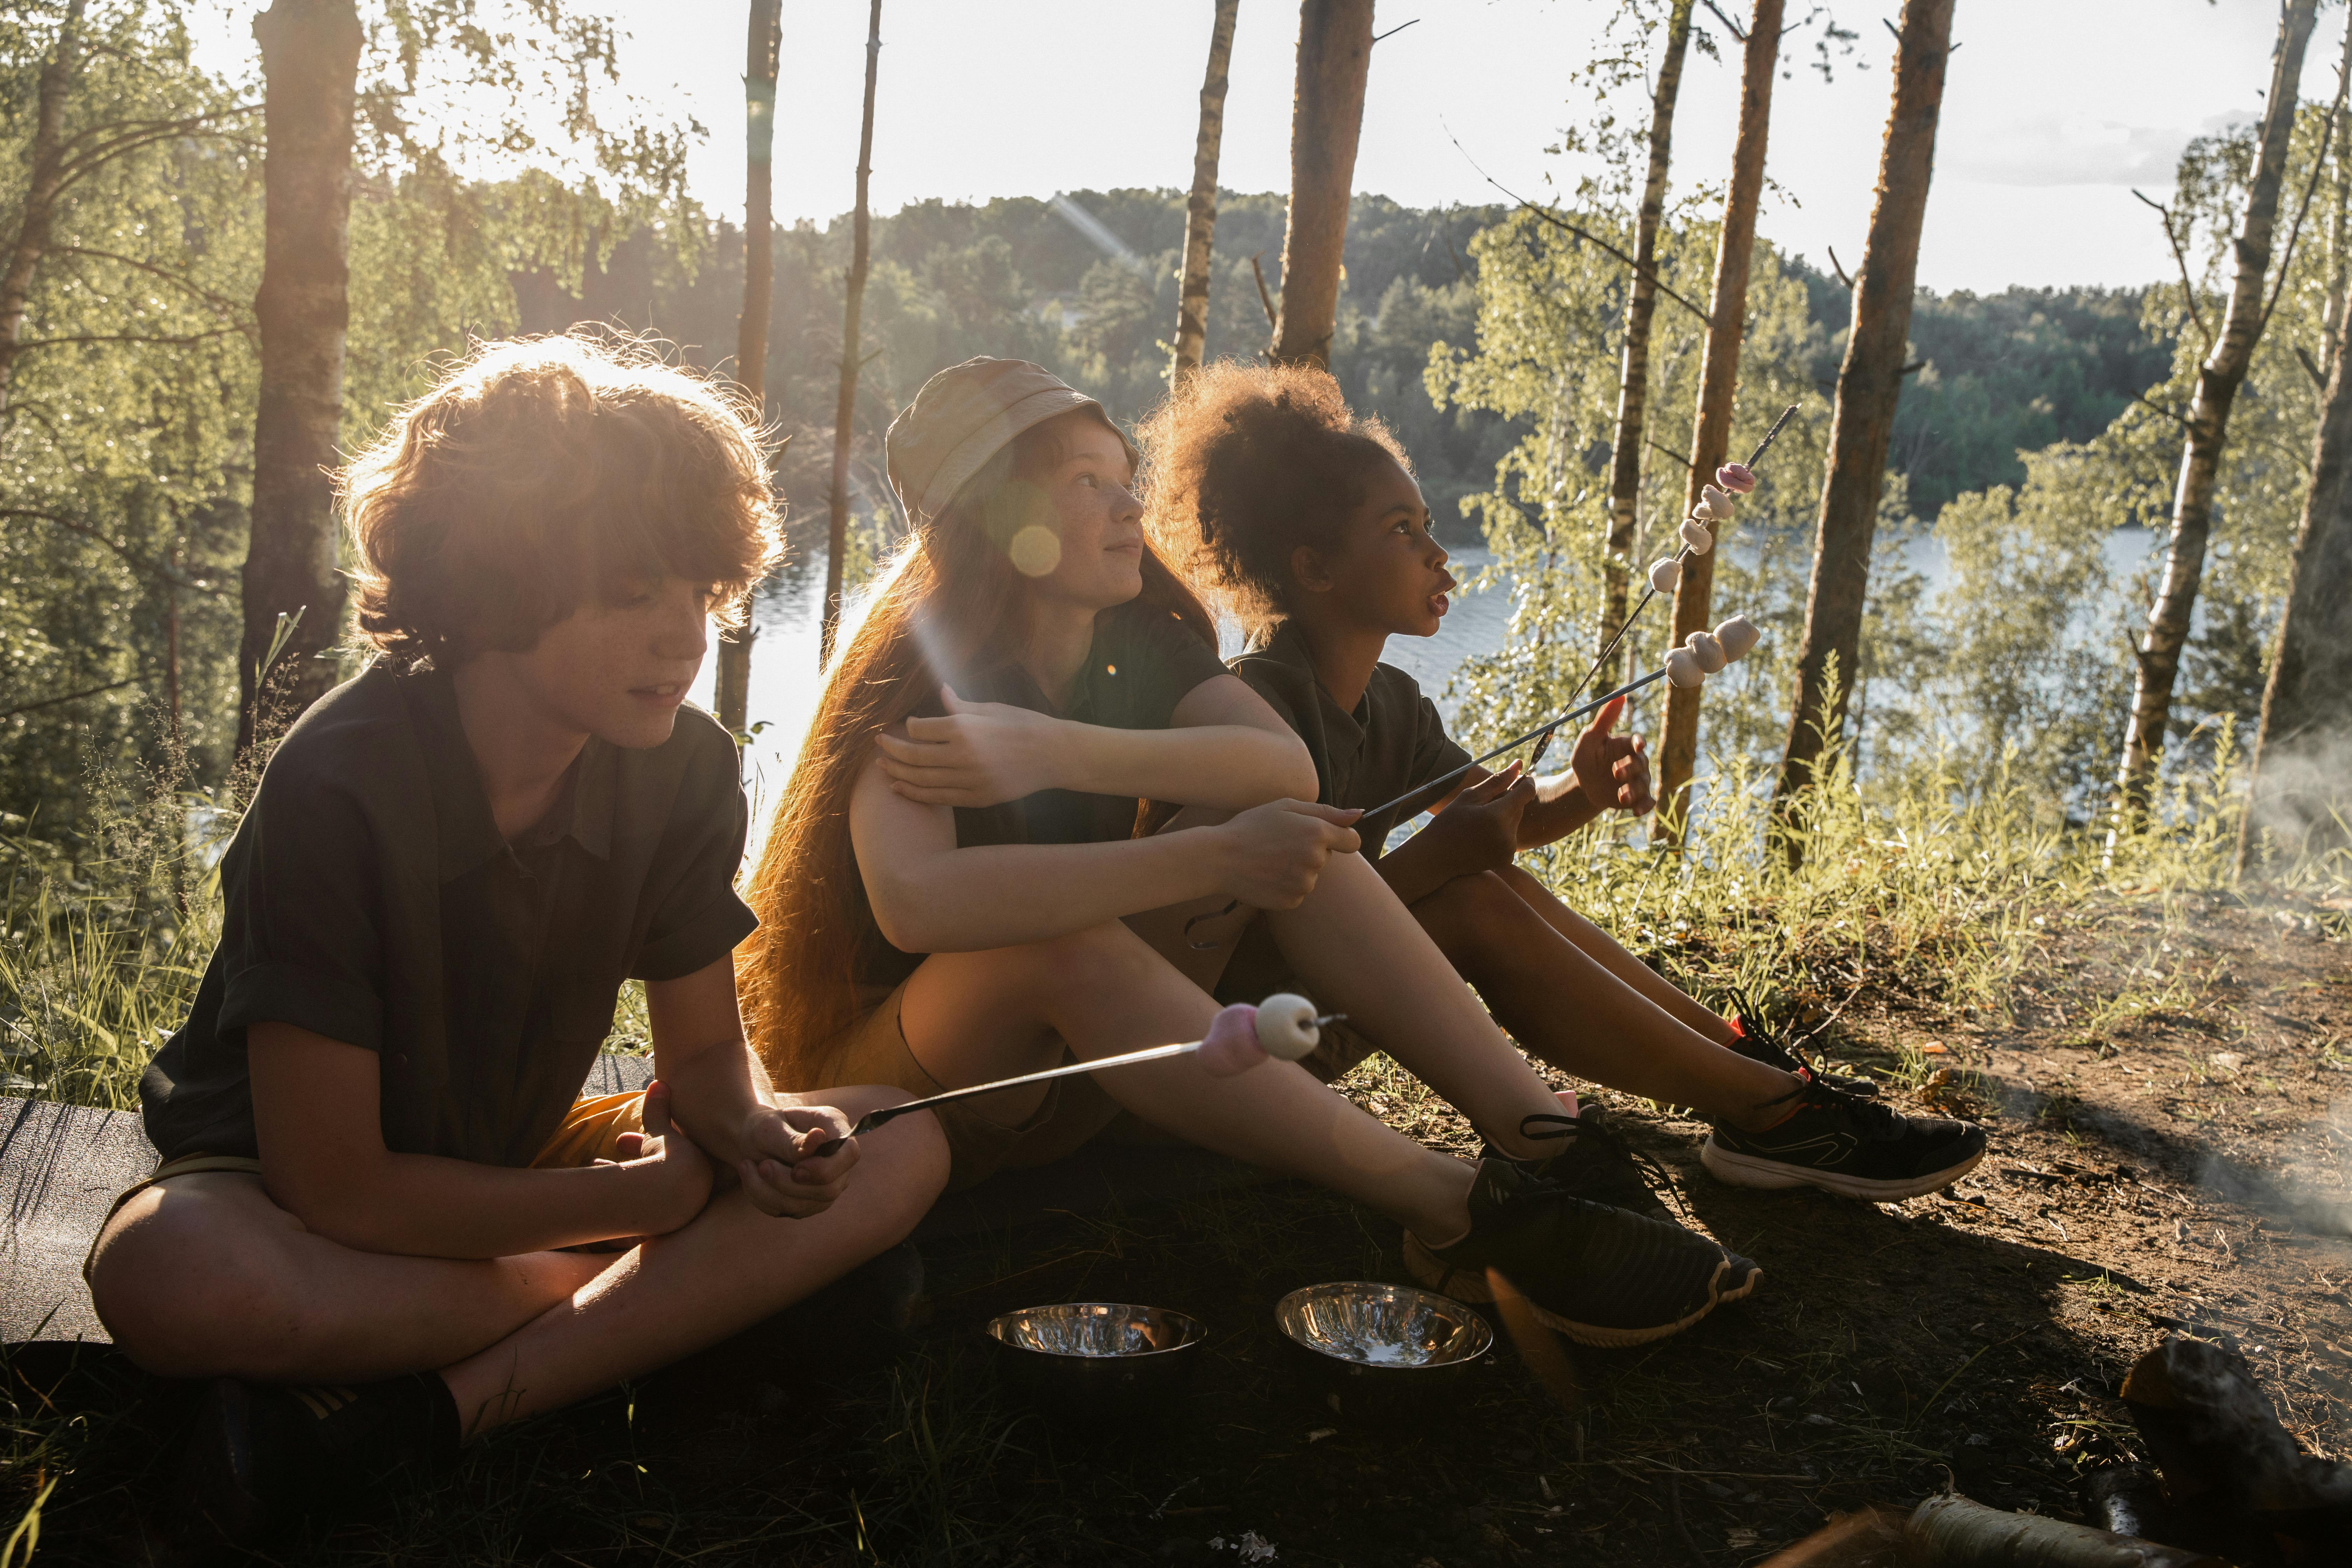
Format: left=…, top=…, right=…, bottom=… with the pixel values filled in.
left=692, top=525, right=2163, bottom=828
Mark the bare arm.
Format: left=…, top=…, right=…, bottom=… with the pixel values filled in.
left=874, top=674, right=1318, bottom=812
left=248, top=1022, right=711, bottom=1260
left=851, top=754, right=1361, bottom=956
left=646, top=957, right=859, bottom=1218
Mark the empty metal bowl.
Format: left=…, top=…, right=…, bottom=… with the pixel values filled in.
left=1275, top=1281, right=1494, bottom=1421
left=985, top=1302, right=1206, bottom=1426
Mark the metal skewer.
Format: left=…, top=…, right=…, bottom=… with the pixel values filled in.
left=808, top=1014, right=1344, bottom=1156
left=1361, top=665, right=1672, bottom=823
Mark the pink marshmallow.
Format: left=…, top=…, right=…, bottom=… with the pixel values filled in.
left=1195, top=1004, right=1268, bottom=1076
left=1715, top=462, right=1757, bottom=495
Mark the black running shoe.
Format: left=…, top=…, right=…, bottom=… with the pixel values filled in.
left=1730, top=1009, right=1879, bottom=1096
left=168, top=1372, right=460, bottom=1549
left=1701, top=1073, right=1987, bottom=1200
left=1482, top=1107, right=1674, bottom=1223
left=1404, top=1158, right=1760, bottom=1348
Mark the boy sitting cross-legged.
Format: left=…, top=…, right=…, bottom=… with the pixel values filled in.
left=86, top=336, right=948, bottom=1546
left=1136, top=363, right=1985, bottom=1224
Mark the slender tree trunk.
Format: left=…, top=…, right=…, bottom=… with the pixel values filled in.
left=1654, top=0, right=1783, bottom=840
left=237, top=0, right=363, bottom=761
left=2238, top=286, right=2352, bottom=875
left=1770, top=0, right=1954, bottom=854
left=1599, top=0, right=1694, bottom=679
left=821, top=0, right=881, bottom=668
left=0, top=0, right=87, bottom=413
left=1269, top=0, right=1374, bottom=370
left=2115, top=0, right=2318, bottom=819
left=1170, top=0, right=1241, bottom=386
left=717, top=0, right=782, bottom=738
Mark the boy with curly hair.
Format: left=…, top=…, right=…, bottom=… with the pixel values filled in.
left=1139, top=362, right=1984, bottom=1214
left=87, top=336, right=947, bottom=1546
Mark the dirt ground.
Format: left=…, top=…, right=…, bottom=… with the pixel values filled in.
left=6, top=893, right=2347, bottom=1566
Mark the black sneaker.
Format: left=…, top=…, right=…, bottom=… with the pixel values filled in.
left=1403, top=1158, right=1761, bottom=1348
left=1482, top=1107, right=1674, bottom=1223
left=1730, top=1008, right=1879, bottom=1096
left=168, top=1372, right=460, bottom=1548
left=1701, top=1073, right=1987, bottom=1200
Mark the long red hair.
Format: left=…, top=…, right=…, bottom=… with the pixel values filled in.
left=738, top=414, right=1216, bottom=1085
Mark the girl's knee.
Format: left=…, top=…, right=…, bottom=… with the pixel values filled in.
left=90, top=1202, right=309, bottom=1378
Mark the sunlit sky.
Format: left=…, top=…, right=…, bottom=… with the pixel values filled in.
left=190, top=1, right=2347, bottom=295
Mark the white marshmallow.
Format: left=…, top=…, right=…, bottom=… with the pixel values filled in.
left=1686, top=630, right=1727, bottom=673
left=1703, top=483, right=1732, bottom=512
left=1664, top=646, right=1705, bottom=688
left=1714, top=614, right=1761, bottom=662
left=1254, top=993, right=1323, bottom=1062
left=1694, top=499, right=1723, bottom=523
left=1648, top=556, right=1681, bottom=594
left=1679, top=517, right=1714, bottom=554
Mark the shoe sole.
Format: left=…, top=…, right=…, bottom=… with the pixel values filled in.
left=1699, top=1135, right=1987, bottom=1201
left=1401, top=1234, right=1761, bottom=1349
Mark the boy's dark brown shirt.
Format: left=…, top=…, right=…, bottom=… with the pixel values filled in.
left=139, top=664, right=756, bottom=1168
left=1226, top=621, right=1471, bottom=857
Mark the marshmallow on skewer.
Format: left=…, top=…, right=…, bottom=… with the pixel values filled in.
left=1694, top=483, right=1734, bottom=523
left=1716, top=462, right=1757, bottom=495
left=1714, top=613, right=1761, bottom=662
left=1679, top=517, right=1714, bottom=554
left=1195, top=1003, right=1268, bottom=1076
left=1648, top=556, right=1682, bottom=593
left=1686, top=630, right=1728, bottom=673
left=1664, top=646, right=1706, bottom=687
left=1254, top=994, right=1324, bottom=1062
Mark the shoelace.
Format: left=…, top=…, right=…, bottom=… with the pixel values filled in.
left=1759, top=1067, right=1903, bottom=1140
left=1510, top=1111, right=1689, bottom=1220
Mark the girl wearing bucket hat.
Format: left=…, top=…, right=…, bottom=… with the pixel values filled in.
left=737, top=358, right=1759, bottom=1348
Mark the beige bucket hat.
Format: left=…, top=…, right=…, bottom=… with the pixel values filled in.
left=884, top=357, right=1137, bottom=528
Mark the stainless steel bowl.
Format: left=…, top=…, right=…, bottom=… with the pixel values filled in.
left=985, top=1302, right=1206, bottom=1426
left=1275, top=1281, right=1494, bottom=1421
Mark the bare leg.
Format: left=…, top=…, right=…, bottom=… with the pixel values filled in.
left=442, top=1087, right=946, bottom=1432
left=1259, top=850, right=1567, bottom=1158
left=88, top=1174, right=611, bottom=1381
left=86, top=1087, right=948, bottom=1430
left=1493, top=863, right=1740, bottom=1043
left=1412, top=871, right=1797, bottom=1130
left=896, top=921, right=1477, bottom=1243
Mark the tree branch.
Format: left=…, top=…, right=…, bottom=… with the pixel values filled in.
left=49, top=246, right=258, bottom=336
left=1646, top=436, right=1696, bottom=474
left=0, top=678, right=136, bottom=722
left=13, top=326, right=247, bottom=354
left=2135, top=188, right=2213, bottom=357
left=2295, top=341, right=2329, bottom=390
left=2257, top=64, right=2352, bottom=343
left=2132, top=392, right=2194, bottom=431
left=1700, top=0, right=1748, bottom=42
left=1250, top=252, right=1279, bottom=329
left=0, top=507, right=223, bottom=592
left=1826, top=244, right=1854, bottom=289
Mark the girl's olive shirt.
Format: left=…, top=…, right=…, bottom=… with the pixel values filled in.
left=139, top=664, right=757, bottom=1168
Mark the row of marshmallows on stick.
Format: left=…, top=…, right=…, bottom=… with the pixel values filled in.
left=1649, top=460, right=1762, bottom=690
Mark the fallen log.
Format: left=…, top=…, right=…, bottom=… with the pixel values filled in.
left=1907, top=1495, right=2229, bottom=1568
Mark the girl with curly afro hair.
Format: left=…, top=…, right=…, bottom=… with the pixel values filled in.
left=1138, top=363, right=1987, bottom=1210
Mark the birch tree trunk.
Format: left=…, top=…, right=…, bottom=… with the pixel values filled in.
left=1770, top=0, right=1954, bottom=853
left=717, top=0, right=782, bottom=737
left=0, top=0, right=85, bottom=414
left=2238, top=288, right=2352, bottom=873
left=1654, top=0, right=1783, bottom=840
left=821, top=0, right=882, bottom=667
left=2115, top=0, right=2318, bottom=818
left=1269, top=0, right=1374, bottom=370
left=1170, top=0, right=1241, bottom=386
left=1599, top=0, right=1695, bottom=680
left=238, top=0, right=363, bottom=759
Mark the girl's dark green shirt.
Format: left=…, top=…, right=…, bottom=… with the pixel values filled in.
left=139, top=664, right=757, bottom=1168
